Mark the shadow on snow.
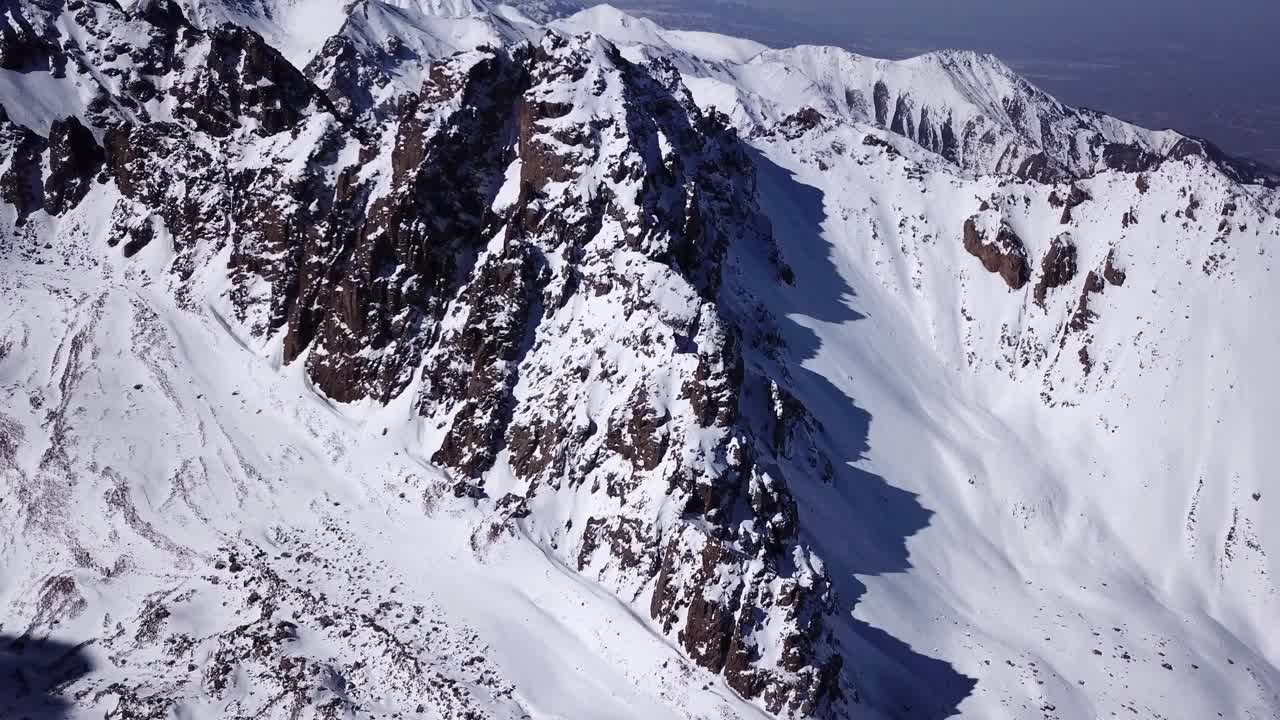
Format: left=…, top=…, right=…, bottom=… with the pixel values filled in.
left=746, top=146, right=976, bottom=719
left=0, top=634, right=93, bottom=720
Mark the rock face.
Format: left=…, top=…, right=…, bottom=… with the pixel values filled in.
left=0, top=109, right=48, bottom=224
left=1069, top=251, right=1126, bottom=335
left=294, top=50, right=529, bottom=405
left=1057, top=184, right=1092, bottom=224
left=1103, top=249, right=1127, bottom=287
left=43, top=117, right=104, bottom=216
left=178, top=25, right=337, bottom=137
left=5, top=3, right=1280, bottom=720
left=1101, top=141, right=1161, bottom=173
left=1034, top=233, right=1078, bottom=306
left=0, top=2, right=847, bottom=712
left=963, top=214, right=1031, bottom=289
left=399, top=40, right=843, bottom=715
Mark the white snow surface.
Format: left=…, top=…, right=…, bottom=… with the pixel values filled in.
left=4, top=3, right=1280, bottom=720
left=0, top=258, right=770, bottom=720
left=740, top=131, right=1280, bottom=719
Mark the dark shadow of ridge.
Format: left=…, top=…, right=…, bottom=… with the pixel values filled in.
left=744, top=147, right=976, bottom=718
left=583, top=47, right=973, bottom=716
left=0, top=634, right=93, bottom=720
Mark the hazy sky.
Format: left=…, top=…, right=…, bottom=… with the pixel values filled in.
left=611, top=0, right=1280, bottom=167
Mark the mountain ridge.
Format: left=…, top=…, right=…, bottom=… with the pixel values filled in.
left=2, top=2, right=1279, bottom=720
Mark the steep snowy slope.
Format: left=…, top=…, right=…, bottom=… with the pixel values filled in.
left=0, top=258, right=780, bottom=720
left=302, top=0, right=535, bottom=118
left=744, top=117, right=1280, bottom=720
left=131, top=0, right=354, bottom=67
left=3, top=2, right=1280, bottom=720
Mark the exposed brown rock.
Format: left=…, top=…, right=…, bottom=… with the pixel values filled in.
left=1017, top=152, right=1067, bottom=183
left=1168, top=137, right=1207, bottom=161
left=507, top=416, right=571, bottom=480
left=1069, top=269, right=1107, bottom=332
left=516, top=97, right=576, bottom=196
left=0, top=27, right=857, bottom=715
left=605, top=386, right=670, bottom=472
left=1033, top=233, right=1077, bottom=306
left=888, top=93, right=916, bottom=139
left=1078, top=346, right=1093, bottom=375
left=0, top=4, right=56, bottom=72
left=861, top=133, right=901, bottom=158
left=963, top=216, right=1031, bottom=289
left=678, top=318, right=741, bottom=429
left=429, top=242, right=540, bottom=478
left=122, top=217, right=156, bottom=258
left=577, top=517, right=656, bottom=573
left=173, top=25, right=333, bottom=137
left=297, top=50, right=529, bottom=405
left=101, top=122, right=229, bottom=274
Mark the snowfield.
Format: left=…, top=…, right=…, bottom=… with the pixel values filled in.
left=0, top=257, right=777, bottom=719
left=2, top=2, right=1280, bottom=719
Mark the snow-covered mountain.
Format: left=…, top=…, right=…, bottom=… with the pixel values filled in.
left=2, top=2, right=1279, bottom=720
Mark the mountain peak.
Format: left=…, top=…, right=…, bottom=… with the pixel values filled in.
left=2, top=4, right=1279, bottom=720
left=383, top=0, right=490, bottom=17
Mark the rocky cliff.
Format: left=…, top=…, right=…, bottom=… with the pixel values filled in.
left=2, top=2, right=1279, bottom=720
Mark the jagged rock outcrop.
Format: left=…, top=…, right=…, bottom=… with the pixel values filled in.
left=702, top=45, right=1279, bottom=184
left=181, top=25, right=338, bottom=136
left=405, top=38, right=844, bottom=714
left=1101, top=141, right=1161, bottom=173
left=102, top=121, right=229, bottom=264
left=1103, top=249, right=1127, bottom=287
left=6, top=3, right=1278, bottom=720
left=963, top=214, right=1031, bottom=289
left=428, top=240, right=540, bottom=477
left=1017, top=152, right=1069, bottom=183
left=43, top=117, right=104, bottom=216
left=0, top=0, right=61, bottom=73
left=1033, top=233, right=1078, bottom=306
left=0, top=111, right=47, bottom=224
left=4, top=6, right=848, bottom=709
left=1055, top=183, right=1091, bottom=224
left=1069, top=251, right=1127, bottom=335
left=774, top=107, right=828, bottom=140
left=298, top=49, right=528, bottom=404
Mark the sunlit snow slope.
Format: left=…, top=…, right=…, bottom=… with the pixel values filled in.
left=2, top=3, right=1280, bottom=720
